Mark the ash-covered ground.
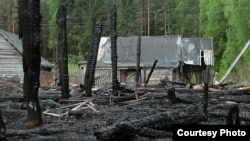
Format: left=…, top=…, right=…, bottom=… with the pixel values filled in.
left=1, top=79, right=250, bottom=141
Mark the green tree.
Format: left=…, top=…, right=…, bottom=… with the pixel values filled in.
left=0, top=0, right=18, bottom=33
left=66, top=0, right=110, bottom=61
left=199, top=0, right=228, bottom=73
left=117, top=0, right=141, bottom=36
left=47, top=0, right=60, bottom=62
left=219, top=0, right=250, bottom=83
left=171, top=0, right=199, bottom=37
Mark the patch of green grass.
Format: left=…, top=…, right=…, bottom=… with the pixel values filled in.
left=68, top=63, right=79, bottom=84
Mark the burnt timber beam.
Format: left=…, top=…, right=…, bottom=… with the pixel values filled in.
left=135, top=36, right=141, bottom=86
left=94, top=104, right=206, bottom=141
left=19, top=0, right=43, bottom=128
left=145, top=60, right=158, bottom=86
left=110, top=5, right=119, bottom=96
left=85, top=24, right=102, bottom=96
left=57, top=5, right=69, bottom=99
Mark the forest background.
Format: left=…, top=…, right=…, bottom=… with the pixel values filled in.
left=0, top=0, right=250, bottom=84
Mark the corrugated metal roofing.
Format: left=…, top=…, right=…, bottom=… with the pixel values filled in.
left=97, top=36, right=213, bottom=68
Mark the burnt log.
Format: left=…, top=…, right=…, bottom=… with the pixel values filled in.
left=6, top=128, right=70, bottom=137
left=209, top=108, right=250, bottom=121
left=0, top=95, right=60, bottom=102
left=138, top=127, right=173, bottom=138
left=212, top=89, right=250, bottom=95
left=94, top=104, right=206, bottom=141
left=210, top=94, right=250, bottom=103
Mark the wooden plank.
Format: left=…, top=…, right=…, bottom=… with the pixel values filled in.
left=0, top=68, right=23, bottom=71
left=0, top=61, right=22, bottom=64
left=0, top=72, right=24, bottom=74
left=0, top=63, right=22, bottom=66
left=0, top=67, right=23, bottom=70
left=1, top=69, right=23, bottom=74
left=0, top=45, right=13, bottom=49
left=0, top=52, right=19, bottom=55
left=0, top=49, right=17, bottom=52
left=0, top=55, right=22, bottom=59
left=0, top=58, right=22, bottom=60
left=0, top=59, right=22, bottom=62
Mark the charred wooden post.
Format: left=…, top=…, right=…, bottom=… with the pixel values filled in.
left=202, top=66, right=209, bottom=117
left=19, top=0, right=43, bottom=127
left=167, top=87, right=177, bottom=104
left=226, top=105, right=240, bottom=125
left=135, top=36, right=141, bottom=86
left=57, top=5, right=69, bottom=99
left=145, top=60, right=158, bottom=86
left=85, top=24, right=102, bottom=96
left=83, top=24, right=98, bottom=91
left=110, top=5, right=119, bottom=96
left=18, top=0, right=28, bottom=99
left=143, top=65, right=147, bottom=86
left=18, top=0, right=23, bottom=39
left=0, top=110, right=6, bottom=141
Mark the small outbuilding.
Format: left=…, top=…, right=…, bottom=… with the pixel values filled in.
left=0, top=29, right=54, bottom=86
left=78, top=35, right=214, bottom=86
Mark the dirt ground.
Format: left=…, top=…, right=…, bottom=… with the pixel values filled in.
left=1, top=79, right=250, bottom=141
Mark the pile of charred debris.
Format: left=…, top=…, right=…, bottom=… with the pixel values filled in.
left=1, top=75, right=250, bottom=141
left=0, top=2, right=249, bottom=141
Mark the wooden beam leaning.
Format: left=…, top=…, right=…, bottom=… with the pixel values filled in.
left=85, top=24, right=102, bottom=96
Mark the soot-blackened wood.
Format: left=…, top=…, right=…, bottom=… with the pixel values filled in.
left=202, top=67, right=209, bottom=117
left=0, top=110, right=6, bottom=141
left=138, top=127, right=173, bottom=138
left=143, top=65, right=147, bottom=85
left=83, top=27, right=94, bottom=92
left=226, top=105, right=240, bottom=125
left=94, top=105, right=206, bottom=141
left=57, top=5, right=69, bottom=99
left=18, top=0, right=24, bottom=39
left=6, top=128, right=68, bottom=137
left=19, top=0, right=43, bottom=128
left=0, top=95, right=60, bottom=102
left=145, top=60, right=158, bottom=86
left=19, top=0, right=28, bottom=99
left=166, top=87, right=177, bottom=104
left=110, top=5, right=119, bottom=96
left=203, top=83, right=208, bottom=116
left=135, top=36, right=141, bottom=86
left=85, top=25, right=102, bottom=96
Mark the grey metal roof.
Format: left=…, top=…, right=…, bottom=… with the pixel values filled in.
left=0, top=29, right=53, bottom=69
left=97, top=36, right=214, bottom=69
